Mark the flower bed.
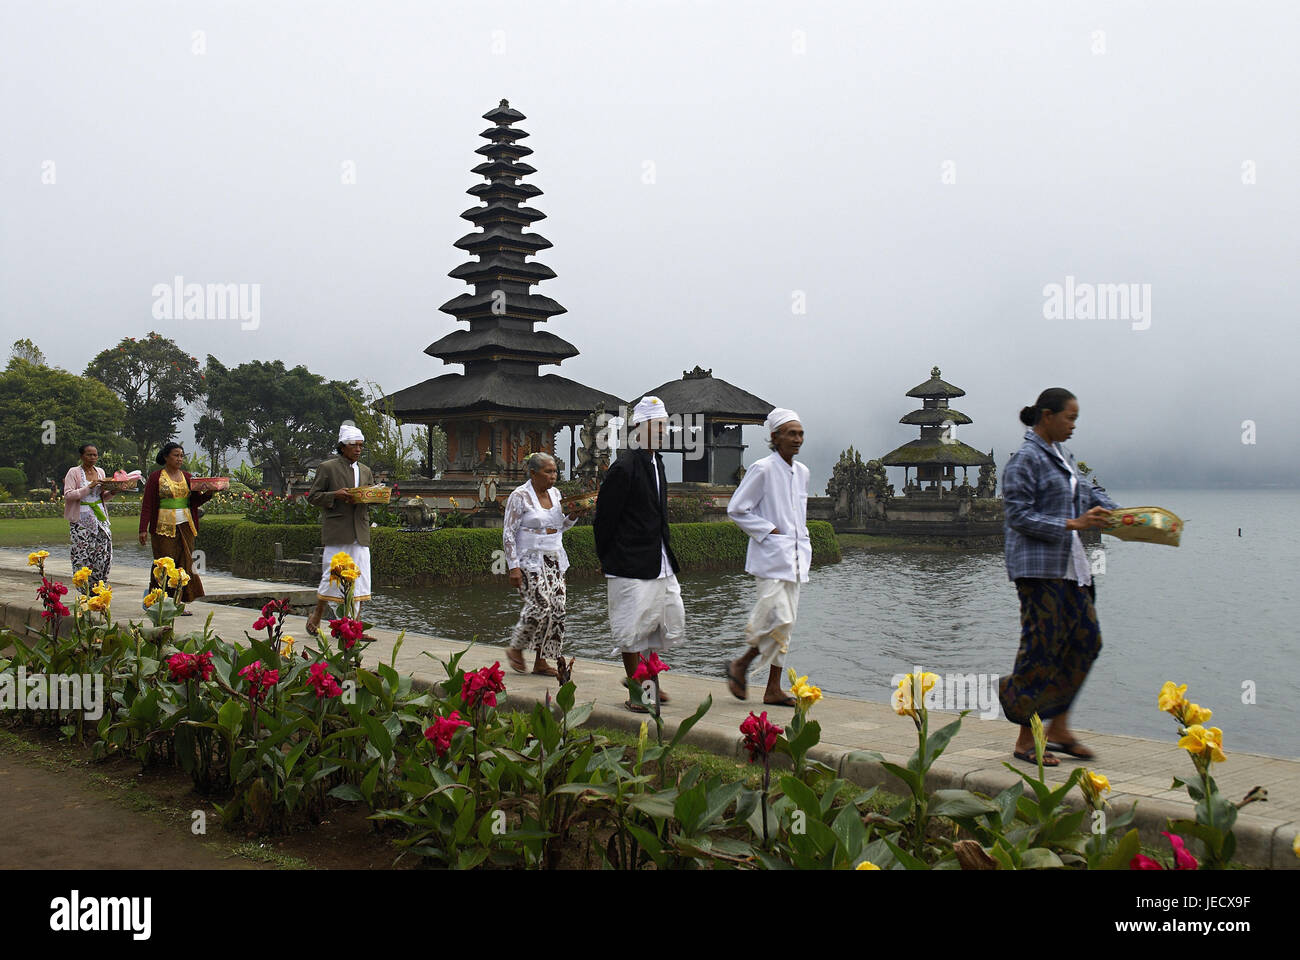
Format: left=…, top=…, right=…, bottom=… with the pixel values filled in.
left=1, top=551, right=1282, bottom=870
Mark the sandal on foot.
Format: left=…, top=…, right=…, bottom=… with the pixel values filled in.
left=763, top=694, right=797, bottom=708
left=624, top=699, right=650, bottom=714
left=505, top=650, right=528, bottom=674
left=532, top=665, right=559, bottom=678
left=1046, top=739, right=1095, bottom=760
left=1013, top=747, right=1059, bottom=766
left=723, top=661, right=747, bottom=700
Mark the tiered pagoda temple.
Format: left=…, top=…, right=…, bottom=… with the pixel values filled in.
left=880, top=366, right=994, bottom=491
left=385, top=100, right=623, bottom=482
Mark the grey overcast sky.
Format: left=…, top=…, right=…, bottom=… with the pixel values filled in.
left=3, top=0, right=1298, bottom=490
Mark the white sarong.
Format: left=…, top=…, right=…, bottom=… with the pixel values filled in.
left=607, top=574, right=685, bottom=655
left=317, top=543, right=372, bottom=602
left=744, top=578, right=800, bottom=669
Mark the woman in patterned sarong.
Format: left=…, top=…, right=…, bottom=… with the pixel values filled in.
left=63, top=444, right=118, bottom=585
left=1000, top=388, right=1118, bottom=765
left=502, top=453, right=590, bottom=677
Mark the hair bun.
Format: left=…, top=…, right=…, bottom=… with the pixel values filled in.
left=1018, top=405, right=1037, bottom=426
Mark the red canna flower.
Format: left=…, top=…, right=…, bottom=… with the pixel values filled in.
left=1129, top=854, right=1164, bottom=870
left=461, top=662, right=507, bottom=710
left=1161, top=831, right=1199, bottom=870
left=306, top=661, right=342, bottom=699
left=424, top=710, right=471, bottom=757
left=739, top=710, right=782, bottom=763
left=632, top=651, right=670, bottom=682
left=329, top=617, right=365, bottom=650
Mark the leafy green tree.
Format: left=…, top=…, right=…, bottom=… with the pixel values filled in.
left=10, top=338, right=46, bottom=366
left=205, top=360, right=362, bottom=494
left=84, top=332, right=202, bottom=471
left=0, top=356, right=125, bottom=486
left=194, top=356, right=247, bottom=474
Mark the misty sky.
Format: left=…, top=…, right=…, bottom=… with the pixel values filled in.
left=3, top=0, right=1298, bottom=491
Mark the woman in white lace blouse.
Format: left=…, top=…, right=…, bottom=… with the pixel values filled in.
left=502, top=453, right=591, bottom=676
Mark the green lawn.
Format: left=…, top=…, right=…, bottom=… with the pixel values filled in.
left=0, top=517, right=143, bottom=549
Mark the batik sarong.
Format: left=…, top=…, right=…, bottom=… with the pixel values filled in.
left=509, top=553, right=566, bottom=658
left=999, top=577, right=1101, bottom=724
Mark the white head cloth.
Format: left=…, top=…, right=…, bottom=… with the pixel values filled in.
left=765, top=408, right=801, bottom=435
left=631, top=396, right=669, bottom=426
left=338, top=423, right=364, bottom=444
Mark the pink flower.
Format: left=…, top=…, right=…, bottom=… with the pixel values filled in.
left=252, top=616, right=273, bottom=631
left=1129, top=854, right=1164, bottom=870
left=423, top=710, right=471, bottom=757
left=239, top=660, right=280, bottom=708
left=461, top=662, right=507, bottom=710
left=631, top=651, right=670, bottom=682
left=306, top=661, right=342, bottom=699
left=329, top=617, right=365, bottom=650
left=1161, top=831, right=1199, bottom=870
left=740, top=711, right=782, bottom=763
left=167, top=652, right=198, bottom=682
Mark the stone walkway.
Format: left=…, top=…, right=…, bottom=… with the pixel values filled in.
left=3, top=552, right=1297, bottom=869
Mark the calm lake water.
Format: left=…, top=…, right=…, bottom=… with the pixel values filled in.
left=371, top=488, right=1300, bottom=758
left=53, top=489, right=1299, bottom=757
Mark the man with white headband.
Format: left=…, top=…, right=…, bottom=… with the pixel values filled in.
left=724, top=408, right=810, bottom=707
left=304, top=422, right=375, bottom=636
left=593, top=395, right=685, bottom=712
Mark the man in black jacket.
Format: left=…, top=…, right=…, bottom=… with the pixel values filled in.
left=593, top=396, right=685, bottom=712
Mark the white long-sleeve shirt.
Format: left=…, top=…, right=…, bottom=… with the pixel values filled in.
left=727, top=452, right=811, bottom=583
left=503, top=481, right=578, bottom=575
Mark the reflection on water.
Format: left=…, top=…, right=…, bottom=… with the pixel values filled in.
left=372, top=490, right=1300, bottom=758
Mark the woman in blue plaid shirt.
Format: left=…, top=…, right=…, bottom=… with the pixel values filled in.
left=999, top=388, right=1117, bottom=765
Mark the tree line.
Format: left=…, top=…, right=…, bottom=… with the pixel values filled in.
left=0, top=335, right=445, bottom=495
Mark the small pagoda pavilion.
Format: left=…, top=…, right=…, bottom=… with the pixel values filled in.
left=634, top=366, right=772, bottom=485
left=385, top=100, right=623, bottom=482
left=880, top=366, right=994, bottom=492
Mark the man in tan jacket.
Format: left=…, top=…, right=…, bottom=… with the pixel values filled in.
left=305, top=423, right=374, bottom=636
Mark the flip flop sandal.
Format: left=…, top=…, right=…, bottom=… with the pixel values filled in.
left=506, top=652, right=528, bottom=675
left=764, top=695, right=798, bottom=708
left=1013, top=747, right=1060, bottom=766
left=624, top=699, right=650, bottom=714
left=723, top=662, right=747, bottom=700
left=1047, top=740, right=1096, bottom=760
left=532, top=666, right=559, bottom=677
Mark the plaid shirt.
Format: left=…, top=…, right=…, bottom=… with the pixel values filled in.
left=1002, top=429, right=1118, bottom=581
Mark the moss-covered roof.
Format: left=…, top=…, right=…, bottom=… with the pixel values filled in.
left=879, top=438, right=993, bottom=467
left=899, top=407, right=972, bottom=426
left=906, top=366, right=966, bottom=399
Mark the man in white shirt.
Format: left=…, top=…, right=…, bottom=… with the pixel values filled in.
left=724, top=409, right=811, bottom=707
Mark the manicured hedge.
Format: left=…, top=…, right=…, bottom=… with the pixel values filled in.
left=196, top=518, right=842, bottom=586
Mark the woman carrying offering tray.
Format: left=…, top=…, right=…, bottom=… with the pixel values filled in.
left=139, top=442, right=217, bottom=612
left=63, top=443, right=119, bottom=586
left=999, top=388, right=1118, bottom=766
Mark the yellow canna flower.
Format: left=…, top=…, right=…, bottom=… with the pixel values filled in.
left=167, top=566, right=191, bottom=588
left=77, top=596, right=90, bottom=612
left=1178, top=724, right=1227, bottom=763
left=143, top=588, right=165, bottom=608
left=1086, top=770, right=1111, bottom=796
left=1293, top=833, right=1299, bottom=859
left=153, top=556, right=176, bottom=572
left=91, top=580, right=111, bottom=597
left=790, top=674, right=823, bottom=713
left=28, top=550, right=50, bottom=566
left=280, top=635, right=296, bottom=657
left=855, top=861, right=881, bottom=870
left=1184, top=703, right=1213, bottom=725
left=73, top=567, right=92, bottom=588
left=1158, top=681, right=1188, bottom=717
left=891, top=677, right=917, bottom=719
